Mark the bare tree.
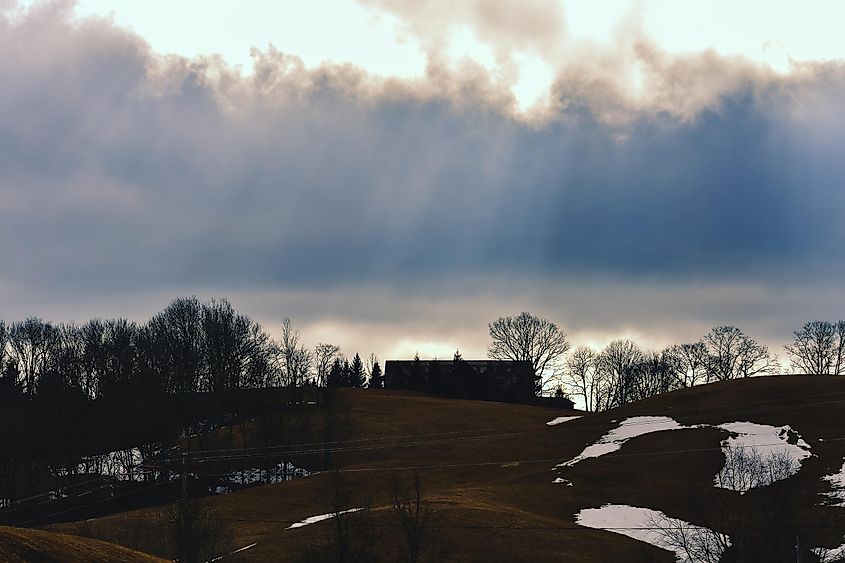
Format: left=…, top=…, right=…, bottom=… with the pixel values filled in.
left=163, top=497, right=232, bottom=563
left=488, top=312, right=570, bottom=395
left=79, top=319, right=106, bottom=398
left=78, top=318, right=140, bottom=397
left=664, top=341, right=709, bottom=387
left=365, top=353, right=378, bottom=377
left=315, top=343, right=342, bottom=387
left=0, top=321, right=8, bottom=383
left=293, top=472, right=379, bottom=563
left=597, top=339, right=643, bottom=408
left=630, top=351, right=677, bottom=400
left=715, top=446, right=798, bottom=493
left=278, top=318, right=313, bottom=387
left=202, top=299, right=248, bottom=392
left=290, top=347, right=314, bottom=387
left=201, top=298, right=275, bottom=391
left=565, top=346, right=599, bottom=411
left=648, top=512, right=729, bottom=563
left=146, top=297, right=204, bottom=393
left=702, top=326, right=777, bottom=381
left=7, top=317, right=61, bottom=396
left=45, top=322, right=85, bottom=395
left=784, top=320, right=845, bottom=375
left=392, top=473, right=444, bottom=563
left=100, top=319, right=139, bottom=392
left=0, top=321, right=6, bottom=369
left=651, top=445, right=824, bottom=562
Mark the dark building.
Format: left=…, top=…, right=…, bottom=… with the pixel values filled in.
left=384, top=359, right=573, bottom=408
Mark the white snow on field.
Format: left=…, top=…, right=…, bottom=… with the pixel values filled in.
left=52, top=447, right=145, bottom=481
left=212, top=462, right=311, bottom=494
left=553, top=477, right=573, bottom=486
left=821, top=460, right=845, bottom=506
left=713, top=422, right=811, bottom=493
left=575, top=504, right=730, bottom=563
left=716, top=422, right=811, bottom=463
left=813, top=537, right=845, bottom=562
left=555, top=416, right=812, bottom=493
left=207, top=542, right=258, bottom=562
left=558, top=416, right=690, bottom=467
left=231, top=543, right=258, bottom=554
left=547, top=416, right=582, bottom=426
left=286, top=508, right=363, bottom=529
left=224, top=462, right=310, bottom=487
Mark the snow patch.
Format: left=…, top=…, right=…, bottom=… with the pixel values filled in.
left=821, top=460, right=845, bottom=506
left=553, top=477, right=573, bottom=486
left=813, top=537, right=845, bottom=562
left=51, top=447, right=145, bottom=481
left=287, top=508, right=363, bottom=529
left=713, top=422, right=811, bottom=493
left=232, top=543, right=258, bottom=554
left=716, top=422, right=810, bottom=463
left=210, top=461, right=311, bottom=494
left=575, top=504, right=730, bottom=563
left=555, top=417, right=811, bottom=493
left=547, top=416, right=582, bottom=426
left=558, top=416, right=689, bottom=467
left=224, top=462, right=310, bottom=487
left=207, top=542, right=258, bottom=562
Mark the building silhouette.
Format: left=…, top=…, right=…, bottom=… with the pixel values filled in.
left=384, top=358, right=574, bottom=408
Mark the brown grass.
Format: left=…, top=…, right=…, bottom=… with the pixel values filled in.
left=49, top=377, right=845, bottom=561
left=0, top=525, right=166, bottom=562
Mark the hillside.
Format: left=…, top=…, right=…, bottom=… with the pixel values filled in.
left=49, top=377, right=845, bottom=562
left=0, top=525, right=166, bottom=562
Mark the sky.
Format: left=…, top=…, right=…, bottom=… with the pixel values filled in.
left=1, top=0, right=845, bottom=363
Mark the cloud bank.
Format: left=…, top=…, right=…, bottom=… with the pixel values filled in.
left=1, top=1, right=844, bottom=357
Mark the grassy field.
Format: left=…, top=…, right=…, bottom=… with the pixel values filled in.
left=0, top=525, right=166, bottom=562
left=37, top=377, right=845, bottom=561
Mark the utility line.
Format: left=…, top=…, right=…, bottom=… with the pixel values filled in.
left=7, top=388, right=845, bottom=520
left=19, top=479, right=170, bottom=527
left=169, top=390, right=845, bottom=461
left=212, top=515, right=845, bottom=532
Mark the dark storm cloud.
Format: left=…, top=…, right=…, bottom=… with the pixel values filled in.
left=1, top=2, right=844, bottom=322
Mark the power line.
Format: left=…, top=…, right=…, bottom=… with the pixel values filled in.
left=175, top=423, right=545, bottom=456
left=206, top=439, right=824, bottom=474
left=1, top=450, right=171, bottom=515
left=162, top=406, right=843, bottom=466
left=7, top=386, right=845, bottom=522
left=211, top=515, right=845, bottom=532
left=165, top=429, right=540, bottom=463
left=169, top=390, right=845, bottom=462
left=18, top=479, right=171, bottom=527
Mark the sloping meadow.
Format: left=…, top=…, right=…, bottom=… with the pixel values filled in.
left=549, top=376, right=845, bottom=562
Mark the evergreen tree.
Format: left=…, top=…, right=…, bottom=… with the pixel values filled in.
left=342, top=359, right=351, bottom=387
left=327, top=358, right=345, bottom=387
left=350, top=353, right=366, bottom=387
left=369, top=361, right=383, bottom=389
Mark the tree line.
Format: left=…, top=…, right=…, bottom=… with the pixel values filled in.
left=0, top=296, right=382, bottom=524
left=561, top=325, right=778, bottom=412
left=0, top=296, right=380, bottom=401
left=486, top=313, right=845, bottom=412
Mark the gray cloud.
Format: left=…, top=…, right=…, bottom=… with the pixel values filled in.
left=1, top=2, right=844, bottom=358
